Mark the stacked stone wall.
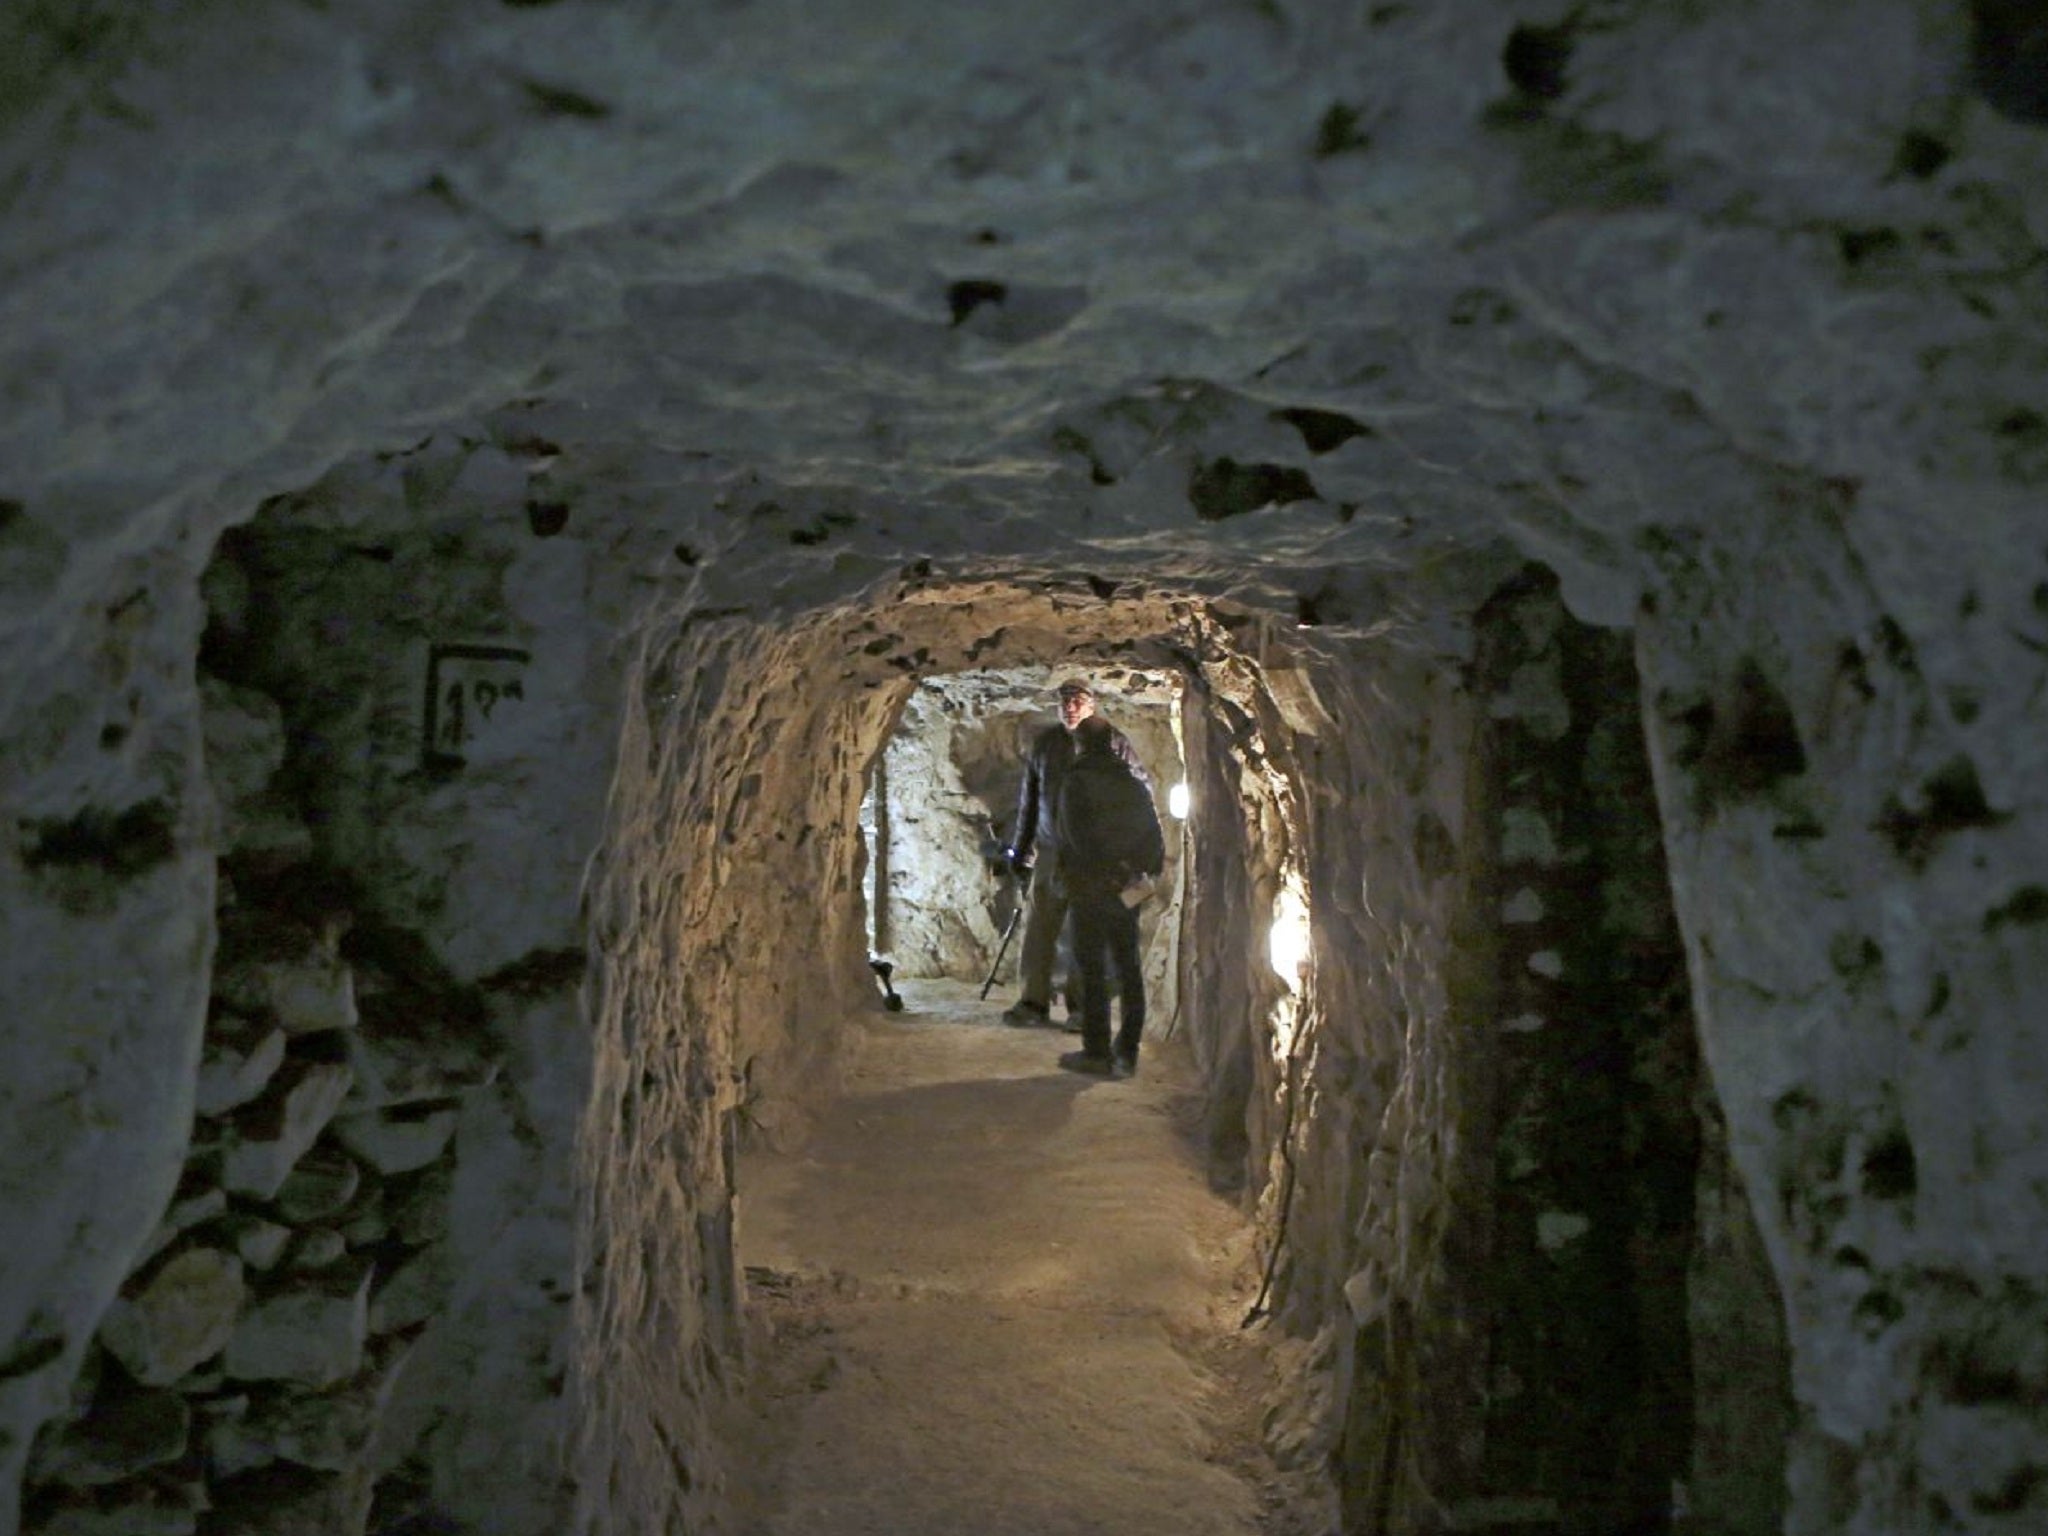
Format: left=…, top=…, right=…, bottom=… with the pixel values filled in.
left=17, top=652, right=537, bottom=1535
left=1456, top=572, right=1756, bottom=1532
left=15, top=474, right=624, bottom=1536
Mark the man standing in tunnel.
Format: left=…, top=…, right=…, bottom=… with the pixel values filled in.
left=1000, top=677, right=1145, bottom=1029
left=1053, top=715, right=1165, bottom=1077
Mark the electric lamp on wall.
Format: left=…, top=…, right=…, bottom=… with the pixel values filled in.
left=1268, top=881, right=1311, bottom=988
left=1167, top=781, right=1190, bottom=820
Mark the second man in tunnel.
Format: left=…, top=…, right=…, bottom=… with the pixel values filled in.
left=1053, top=715, right=1165, bottom=1077
left=1000, top=677, right=1146, bottom=1029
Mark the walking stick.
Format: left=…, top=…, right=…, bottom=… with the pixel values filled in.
left=979, top=866, right=1029, bottom=1000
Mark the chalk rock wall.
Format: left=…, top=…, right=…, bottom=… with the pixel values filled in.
left=1637, top=482, right=2048, bottom=1534
left=873, top=677, right=1039, bottom=979
left=1172, top=665, right=1282, bottom=1191
left=15, top=490, right=608, bottom=1535
left=0, top=566, right=216, bottom=1536
left=1444, top=574, right=1755, bottom=1530
left=572, top=581, right=1309, bottom=1534
left=19, top=835, right=485, bottom=1536
left=1294, top=643, right=1483, bottom=1520
left=572, top=601, right=957, bottom=1535
left=1166, top=604, right=1540, bottom=1528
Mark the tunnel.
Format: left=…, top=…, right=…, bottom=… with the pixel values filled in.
left=3, top=3, right=2046, bottom=1535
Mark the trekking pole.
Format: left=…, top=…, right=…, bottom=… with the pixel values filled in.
left=979, top=865, right=1029, bottom=1000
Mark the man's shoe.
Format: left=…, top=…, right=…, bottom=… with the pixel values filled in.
left=1112, top=1051, right=1138, bottom=1079
left=1003, top=1002, right=1051, bottom=1028
left=1058, top=1049, right=1115, bottom=1077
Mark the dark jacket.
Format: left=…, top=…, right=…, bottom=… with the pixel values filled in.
left=1054, top=746, right=1165, bottom=900
left=1010, top=721, right=1145, bottom=869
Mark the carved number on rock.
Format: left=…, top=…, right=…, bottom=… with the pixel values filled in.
left=421, top=642, right=533, bottom=770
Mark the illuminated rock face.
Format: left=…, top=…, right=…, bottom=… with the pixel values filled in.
left=2, top=2, right=2045, bottom=1533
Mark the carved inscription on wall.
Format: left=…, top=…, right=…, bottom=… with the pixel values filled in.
left=421, top=642, right=532, bottom=769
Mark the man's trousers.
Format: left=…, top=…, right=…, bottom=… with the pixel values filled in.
left=1015, top=874, right=1071, bottom=1015
left=1068, top=889, right=1145, bottom=1060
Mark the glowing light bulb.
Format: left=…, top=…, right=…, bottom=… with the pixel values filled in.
left=1167, top=782, right=1190, bottom=819
left=1268, top=882, right=1310, bottom=986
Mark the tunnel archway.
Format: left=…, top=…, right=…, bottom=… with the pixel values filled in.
left=568, top=566, right=1790, bottom=1535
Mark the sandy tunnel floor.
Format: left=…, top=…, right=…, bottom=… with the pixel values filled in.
left=723, top=978, right=1336, bottom=1536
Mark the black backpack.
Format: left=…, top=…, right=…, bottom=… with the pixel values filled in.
left=1056, top=756, right=1163, bottom=894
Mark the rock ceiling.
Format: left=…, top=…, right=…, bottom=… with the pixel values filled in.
left=5, top=0, right=2042, bottom=667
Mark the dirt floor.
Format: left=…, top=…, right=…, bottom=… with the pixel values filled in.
left=722, top=978, right=1338, bottom=1535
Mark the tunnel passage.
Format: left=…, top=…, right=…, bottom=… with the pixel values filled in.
left=18, top=497, right=1793, bottom=1536
left=572, top=580, right=1276, bottom=1536
left=575, top=569, right=1795, bottom=1535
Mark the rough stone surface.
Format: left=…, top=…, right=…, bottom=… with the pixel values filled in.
left=0, top=824, right=212, bottom=1524
left=1459, top=586, right=1707, bottom=1527
left=330, top=1108, right=457, bottom=1178
left=286, top=1229, right=349, bottom=1273
left=200, top=679, right=288, bottom=859
left=220, top=1063, right=354, bottom=1201
left=213, top=960, right=358, bottom=1038
left=194, top=1024, right=286, bottom=1119
left=271, top=1148, right=362, bottom=1227
left=1691, top=1094, right=1795, bottom=1532
left=97, top=1249, right=246, bottom=1389
left=334, top=1163, right=450, bottom=1254
left=203, top=1397, right=274, bottom=1482
left=872, top=670, right=1184, bottom=988
left=366, top=1248, right=450, bottom=1340
left=222, top=1266, right=372, bottom=1389
left=30, top=1383, right=191, bottom=1489
left=35, top=1504, right=196, bottom=1536
left=236, top=1339, right=416, bottom=1473
left=342, top=1024, right=497, bottom=1114
left=1637, top=518, right=2048, bottom=1532
left=202, top=1464, right=374, bottom=1536
left=225, top=1218, right=292, bottom=1274
left=132, top=1189, right=227, bottom=1270
left=407, top=991, right=585, bottom=1536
